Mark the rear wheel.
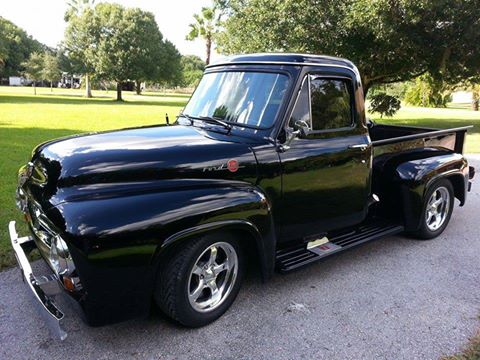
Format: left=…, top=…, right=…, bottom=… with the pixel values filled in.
left=155, top=233, right=244, bottom=327
left=412, top=178, right=454, bottom=239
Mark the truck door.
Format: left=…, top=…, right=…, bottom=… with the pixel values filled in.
left=278, top=73, right=372, bottom=243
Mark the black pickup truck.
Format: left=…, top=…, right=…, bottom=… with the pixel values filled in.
left=9, top=53, right=475, bottom=339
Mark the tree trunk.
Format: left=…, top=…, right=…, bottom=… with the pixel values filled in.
left=361, top=75, right=370, bottom=99
left=205, top=35, right=212, bottom=65
left=51, top=81, right=53, bottom=92
left=135, top=80, right=142, bottom=95
left=85, top=73, right=92, bottom=98
left=116, top=82, right=123, bottom=101
left=472, top=89, right=479, bottom=111
left=33, top=83, right=36, bottom=95
left=363, top=83, right=370, bottom=99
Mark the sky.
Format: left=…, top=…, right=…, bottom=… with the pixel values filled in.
left=0, top=0, right=219, bottom=61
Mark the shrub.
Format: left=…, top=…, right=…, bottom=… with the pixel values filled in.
left=404, top=74, right=452, bottom=107
left=368, top=93, right=401, bottom=118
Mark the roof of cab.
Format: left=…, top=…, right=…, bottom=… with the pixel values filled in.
left=206, top=53, right=357, bottom=71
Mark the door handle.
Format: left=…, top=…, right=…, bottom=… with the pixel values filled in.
left=348, top=144, right=368, bottom=151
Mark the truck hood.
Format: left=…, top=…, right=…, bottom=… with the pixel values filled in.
left=28, top=125, right=259, bottom=207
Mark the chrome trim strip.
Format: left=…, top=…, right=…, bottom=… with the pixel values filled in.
left=206, top=61, right=362, bottom=81
left=8, top=221, right=67, bottom=340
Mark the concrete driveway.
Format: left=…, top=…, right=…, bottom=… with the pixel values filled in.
left=1, top=158, right=479, bottom=360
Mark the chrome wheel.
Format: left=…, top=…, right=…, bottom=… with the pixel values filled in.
left=187, top=242, right=238, bottom=313
left=425, top=186, right=450, bottom=231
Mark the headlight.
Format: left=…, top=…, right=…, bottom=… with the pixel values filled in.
left=50, top=235, right=74, bottom=277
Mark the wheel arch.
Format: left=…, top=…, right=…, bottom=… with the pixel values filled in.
left=393, top=153, right=468, bottom=231
left=154, top=219, right=275, bottom=282
left=444, top=173, right=467, bottom=206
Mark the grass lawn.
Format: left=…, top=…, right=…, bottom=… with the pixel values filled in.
left=0, top=86, right=189, bottom=269
left=0, top=86, right=479, bottom=270
left=371, top=105, right=480, bottom=153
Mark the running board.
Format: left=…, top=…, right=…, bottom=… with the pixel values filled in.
left=276, top=221, right=404, bottom=273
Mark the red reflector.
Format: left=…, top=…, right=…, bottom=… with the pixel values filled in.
left=24, top=213, right=31, bottom=222
left=63, top=276, right=75, bottom=291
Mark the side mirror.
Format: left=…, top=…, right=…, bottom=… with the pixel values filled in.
left=294, top=120, right=310, bottom=138
left=278, top=120, right=311, bottom=152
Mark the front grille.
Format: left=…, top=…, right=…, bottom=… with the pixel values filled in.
left=29, top=202, right=55, bottom=248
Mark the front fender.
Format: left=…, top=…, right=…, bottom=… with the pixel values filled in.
left=394, top=153, right=468, bottom=231
left=46, top=183, right=275, bottom=324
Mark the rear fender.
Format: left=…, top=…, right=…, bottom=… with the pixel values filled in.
left=394, top=153, right=468, bottom=231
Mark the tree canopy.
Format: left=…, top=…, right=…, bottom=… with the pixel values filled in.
left=181, top=55, right=205, bottom=87
left=186, top=6, right=222, bottom=65
left=64, top=3, right=182, bottom=100
left=21, top=52, right=44, bottom=94
left=0, top=17, right=44, bottom=77
left=160, top=39, right=183, bottom=88
left=216, top=0, right=480, bottom=96
left=42, top=52, right=61, bottom=91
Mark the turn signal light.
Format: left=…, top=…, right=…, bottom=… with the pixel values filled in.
left=63, top=276, right=75, bottom=291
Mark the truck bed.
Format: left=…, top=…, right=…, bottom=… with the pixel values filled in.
left=369, top=123, right=472, bottom=156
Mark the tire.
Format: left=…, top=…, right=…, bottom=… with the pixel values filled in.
left=412, top=178, right=454, bottom=240
left=155, top=232, right=244, bottom=327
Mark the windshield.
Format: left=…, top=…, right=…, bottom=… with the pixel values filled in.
left=183, top=71, right=290, bottom=128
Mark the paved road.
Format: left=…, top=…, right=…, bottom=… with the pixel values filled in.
left=1, top=158, right=479, bottom=360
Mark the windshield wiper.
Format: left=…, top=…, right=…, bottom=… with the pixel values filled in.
left=180, top=113, right=232, bottom=133
left=178, top=113, right=194, bottom=125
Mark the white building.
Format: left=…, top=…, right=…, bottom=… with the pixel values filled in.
left=8, top=76, right=23, bottom=86
left=451, top=91, right=473, bottom=103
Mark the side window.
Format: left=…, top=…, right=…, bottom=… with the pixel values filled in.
left=310, top=78, right=353, bottom=130
left=288, top=77, right=310, bottom=128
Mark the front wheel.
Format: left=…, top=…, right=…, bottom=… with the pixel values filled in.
left=412, top=178, right=454, bottom=240
left=155, top=233, right=244, bottom=327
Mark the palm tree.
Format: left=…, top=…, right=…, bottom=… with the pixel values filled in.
left=186, top=6, right=220, bottom=65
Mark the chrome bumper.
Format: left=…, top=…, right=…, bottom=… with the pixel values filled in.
left=8, top=221, right=67, bottom=340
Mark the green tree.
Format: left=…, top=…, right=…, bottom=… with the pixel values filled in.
left=181, top=55, right=205, bottom=87
left=369, top=93, right=401, bottom=118
left=472, top=86, right=479, bottom=112
left=64, top=0, right=96, bottom=97
left=42, top=52, right=61, bottom=92
left=216, top=0, right=480, bottom=97
left=65, top=0, right=96, bottom=20
left=92, top=3, right=163, bottom=101
left=160, top=40, right=183, bottom=88
left=186, top=6, right=221, bottom=65
left=404, top=74, right=452, bottom=108
left=125, top=9, right=172, bottom=95
left=21, top=52, right=44, bottom=95
left=81, top=3, right=181, bottom=100
left=0, top=17, right=44, bottom=78
left=0, top=21, right=8, bottom=73
left=64, top=3, right=181, bottom=99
